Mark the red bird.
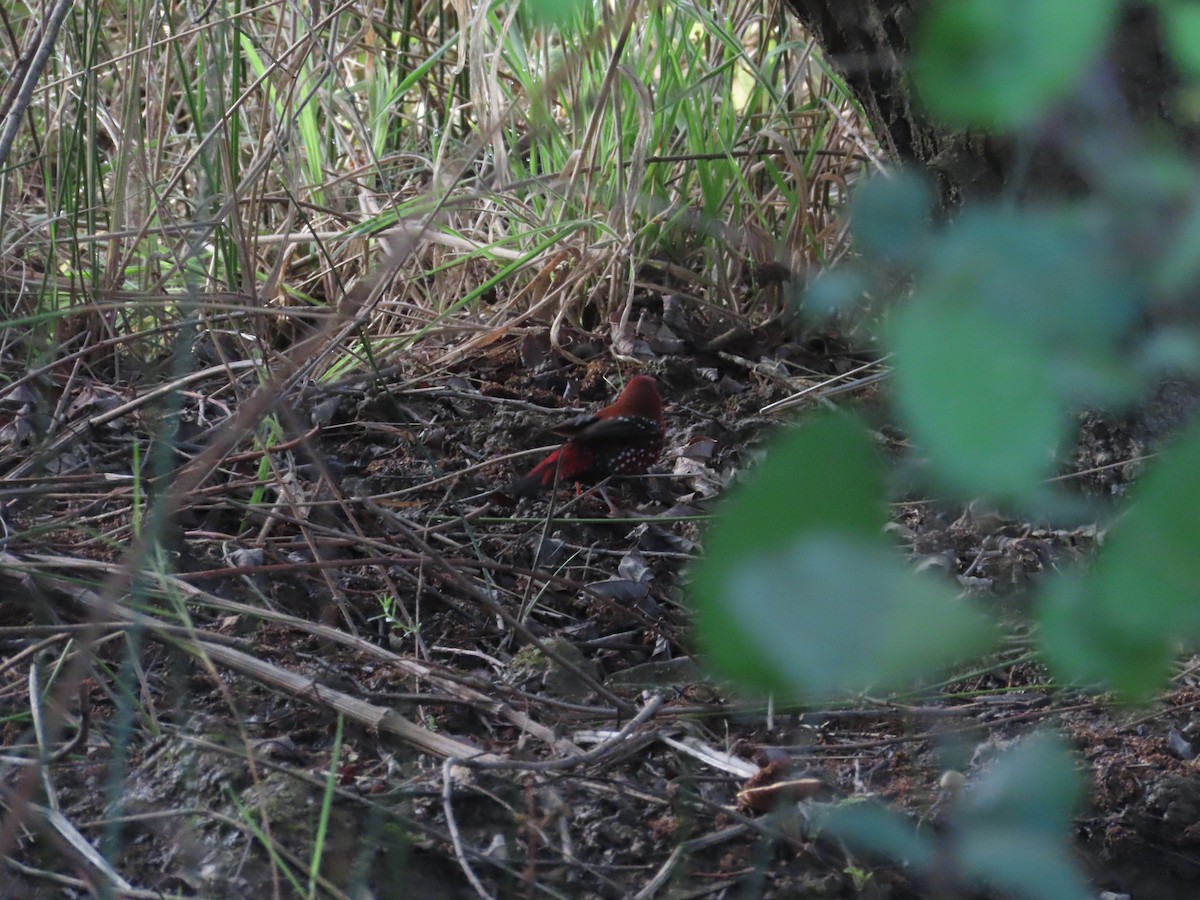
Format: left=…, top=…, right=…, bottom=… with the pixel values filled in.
left=510, top=375, right=665, bottom=497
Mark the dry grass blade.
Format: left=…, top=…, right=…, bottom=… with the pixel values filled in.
left=197, top=640, right=497, bottom=762
left=1, top=551, right=578, bottom=751
left=28, top=805, right=134, bottom=894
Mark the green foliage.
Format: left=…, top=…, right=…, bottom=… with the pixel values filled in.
left=913, top=0, right=1120, bottom=129
left=694, top=1, right=1200, bottom=896
left=522, top=0, right=590, bottom=29
left=1040, top=421, right=1200, bottom=700
left=1162, top=0, right=1200, bottom=78
left=692, top=412, right=995, bottom=697
left=890, top=206, right=1142, bottom=502
left=892, top=299, right=1062, bottom=500
left=719, top=532, right=995, bottom=698
left=848, top=170, right=934, bottom=264
left=691, top=413, right=883, bottom=689
left=817, top=734, right=1088, bottom=899
left=698, top=0, right=1200, bottom=712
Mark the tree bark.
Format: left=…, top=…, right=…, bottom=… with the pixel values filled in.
left=783, top=0, right=1184, bottom=203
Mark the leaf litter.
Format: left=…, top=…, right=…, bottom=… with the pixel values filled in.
left=2, top=305, right=1199, bottom=898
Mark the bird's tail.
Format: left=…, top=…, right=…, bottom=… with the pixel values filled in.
left=508, top=450, right=562, bottom=497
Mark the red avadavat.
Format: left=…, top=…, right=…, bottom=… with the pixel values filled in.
left=510, top=375, right=665, bottom=496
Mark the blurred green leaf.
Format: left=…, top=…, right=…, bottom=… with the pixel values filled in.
left=815, top=800, right=935, bottom=872
left=1154, top=188, right=1200, bottom=295
left=1079, top=423, right=1200, bottom=696
left=1039, top=574, right=1173, bottom=702
left=1163, top=2, right=1200, bottom=79
left=925, top=209, right=1136, bottom=365
left=956, top=733, right=1089, bottom=900
left=958, top=832, right=1091, bottom=900
left=1097, top=147, right=1196, bottom=215
left=704, top=533, right=996, bottom=697
left=523, top=0, right=587, bottom=28
left=819, top=733, right=1087, bottom=900
left=1091, top=423, right=1200, bottom=638
left=958, top=732, right=1081, bottom=833
left=1039, top=427, right=1200, bottom=700
left=694, top=412, right=887, bottom=561
left=1137, top=328, right=1200, bottom=375
left=803, top=268, right=869, bottom=318
left=892, top=301, right=1062, bottom=498
left=913, top=0, right=1119, bottom=129
left=891, top=206, right=1144, bottom=500
left=850, top=171, right=935, bottom=264
left=690, top=413, right=889, bottom=692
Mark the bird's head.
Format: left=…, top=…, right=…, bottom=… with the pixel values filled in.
left=612, top=375, right=663, bottom=421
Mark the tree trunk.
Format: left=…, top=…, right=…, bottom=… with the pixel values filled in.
left=784, top=0, right=1183, bottom=203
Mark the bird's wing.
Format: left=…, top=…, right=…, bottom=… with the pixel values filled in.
left=548, top=412, right=599, bottom=438
left=565, top=415, right=658, bottom=443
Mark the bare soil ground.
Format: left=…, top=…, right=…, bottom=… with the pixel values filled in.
left=3, top=316, right=1200, bottom=898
